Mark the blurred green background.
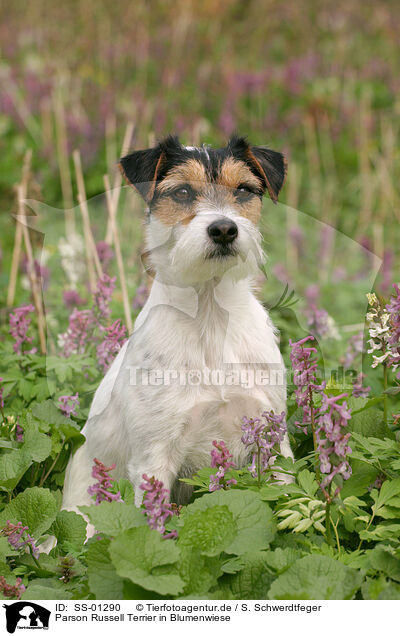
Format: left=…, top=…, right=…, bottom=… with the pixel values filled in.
left=0, top=0, right=399, bottom=368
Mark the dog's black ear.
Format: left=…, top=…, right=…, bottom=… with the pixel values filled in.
left=119, top=136, right=182, bottom=201
left=119, top=145, right=165, bottom=201
left=227, top=136, right=287, bottom=202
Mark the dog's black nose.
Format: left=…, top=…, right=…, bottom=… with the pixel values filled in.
left=207, top=219, right=238, bottom=245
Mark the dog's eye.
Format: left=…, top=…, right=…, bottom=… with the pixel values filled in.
left=236, top=185, right=254, bottom=200
left=172, top=186, right=193, bottom=202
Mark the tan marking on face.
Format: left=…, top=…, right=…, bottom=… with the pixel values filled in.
left=239, top=197, right=262, bottom=224
left=217, top=158, right=262, bottom=191
left=151, top=199, right=196, bottom=226
left=156, top=159, right=207, bottom=194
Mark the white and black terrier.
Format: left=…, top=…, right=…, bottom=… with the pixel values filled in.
left=62, top=135, right=293, bottom=524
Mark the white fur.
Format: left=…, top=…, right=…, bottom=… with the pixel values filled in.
left=61, top=197, right=293, bottom=528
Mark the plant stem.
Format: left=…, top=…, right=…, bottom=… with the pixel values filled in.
left=332, top=519, right=341, bottom=554
left=308, top=387, right=320, bottom=481
left=383, top=361, right=388, bottom=425
left=325, top=484, right=332, bottom=546
left=38, top=444, right=64, bottom=487
left=257, top=446, right=261, bottom=489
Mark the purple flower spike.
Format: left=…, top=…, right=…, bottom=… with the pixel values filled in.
left=96, top=320, right=127, bottom=372
left=241, top=411, right=287, bottom=482
left=140, top=474, right=177, bottom=537
left=315, top=393, right=352, bottom=498
left=1, top=520, right=39, bottom=558
left=289, top=336, right=326, bottom=432
left=93, top=274, right=116, bottom=322
left=87, top=458, right=122, bottom=505
left=9, top=304, right=37, bottom=355
left=209, top=440, right=237, bottom=491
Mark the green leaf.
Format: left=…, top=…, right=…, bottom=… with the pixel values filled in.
left=348, top=407, right=392, bottom=439
left=0, top=487, right=59, bottom=537
left=50, top=510, right=87, bottom=552
left=0, top=536, right=15, bottom=560
left=79, top=501, right=147, bottom=535
left=367, top=546, right=400, bottom=582
left=372, top=478, right=400, bottom=515
left=0, top=449, right=33, bottom=490
left=297, top=469, right=319, bottom=497
left=340, top=460, right=379, bottom=498
left=177, top=547, right=221, bottom=596
left=359, top=523, right=400, bottom=542
left=362, top=576, right=400, bottom=599
left=178, top=505, right=236, bottom=556
left=109, top=526, right=184, bottom=596
left=32, top=400, right=82, bottom=440
left=87, top=537, right=125, bottom=599
left=221, top=551, right=275, bottom=599
left=22, top=428, right=52, bottom=463
left=23, top=579, right=73, bottom=600
left=268, top=554, right=363, bottom=599
left=182, top=490, right=275, bottom=555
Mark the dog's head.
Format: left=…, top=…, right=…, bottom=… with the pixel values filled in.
left=120, top=135, right=287, bottom=285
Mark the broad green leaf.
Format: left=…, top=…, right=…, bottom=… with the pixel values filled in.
left=50, top=510, right=87, bottom=552
left=0, top=487, right=59, bottom=537
left=367, top=546, right=400, bottom=582
left=268, top=554, right=363, bottom=599
left=109, top=526, right=184, bottom=595
left=79, top=501, right=147, bottom=535
left=178, top=505, right=236, bottom=556
left=348, top=408, right=392, bottom=439
left=23, top=579, right=73, bottom=600
left=0, top=449, right=33, bottom=490
left=362, top=576, right=400, bottom=599
left=177, top=547, right=221, bottom=596
left=182, top=490, right=275, bottom=555
left=87, top=537, right=124, bottom=599
left=220, top=551, right=275, bottom=599
left=22, top=428, right=52, bottom=463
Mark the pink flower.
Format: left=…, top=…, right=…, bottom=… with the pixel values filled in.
left=1, top=520, right=39, bottom=558
left=63, top=289, right=85, bottom=309
left=9, top=304, right=37, bottom=354
left=289, top=336, right=326, bottom=432
left=93, top=274, right=116, bottom=322
left=60, top=308, right=95, bottom=356
left=209, top=440, right=237, bottom=491
left=96, top=241, right=114, bottom=270
left=87, top=458, right=122, bottom=505
left=0, top=575, right=25, bottom=599
left=315, top=393, right=352, bottom=497
left=58, top=393, right=80, bottom=417
left=241, top=411, right=287, bottom=481
left=140, top=474, right=177, bottom=537
left=96, top=320, right=127, bottom=372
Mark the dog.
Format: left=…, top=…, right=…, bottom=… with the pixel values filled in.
left=61, top=135, right=293, bottom=520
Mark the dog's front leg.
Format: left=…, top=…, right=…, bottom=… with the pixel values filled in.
left=127, top=437, right=185, bottom=507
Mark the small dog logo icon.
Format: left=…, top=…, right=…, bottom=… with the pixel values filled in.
left=3, top=602, right=50, bottom=633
